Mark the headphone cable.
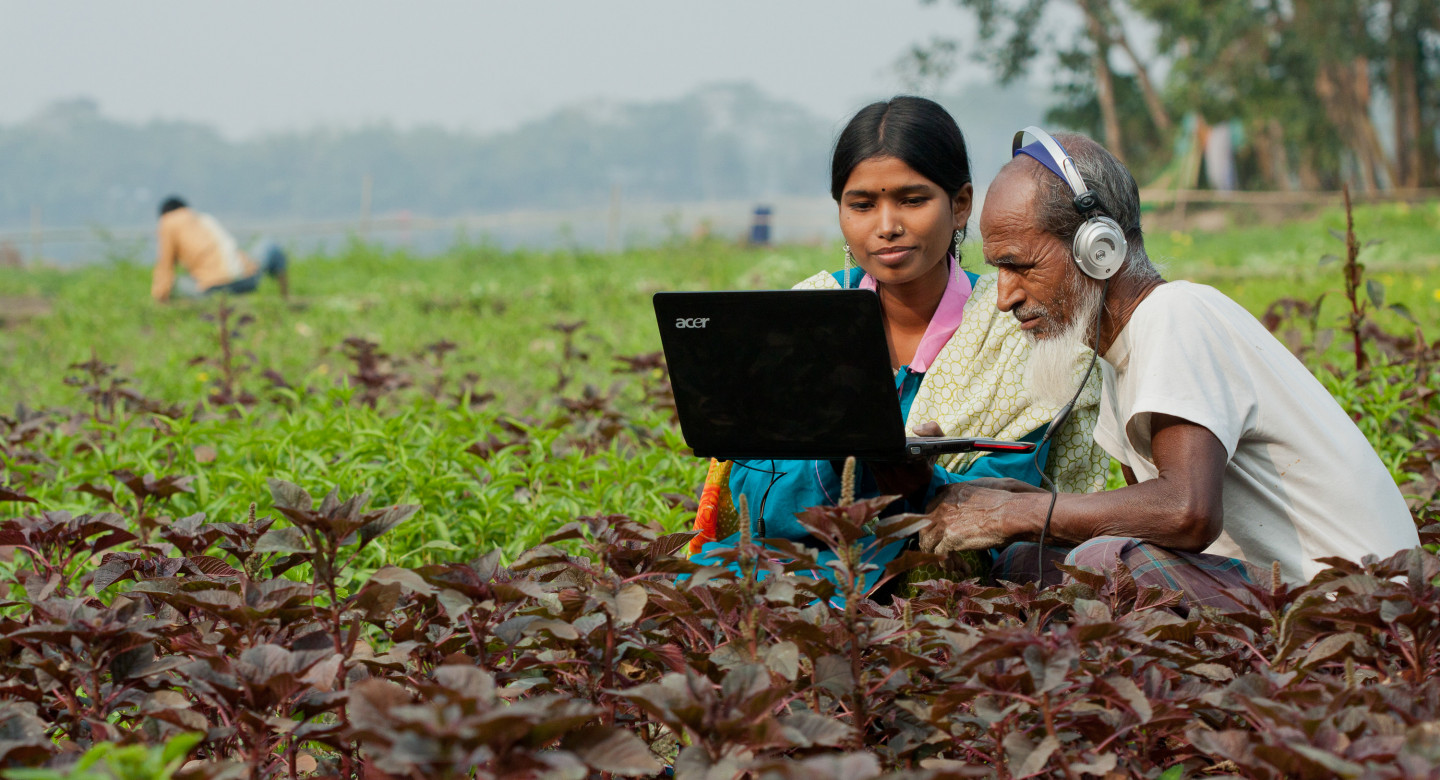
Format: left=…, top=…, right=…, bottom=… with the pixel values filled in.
left=1033, top=278, right=1108, bottom=584
left=731, top=459, right=783, bottom=540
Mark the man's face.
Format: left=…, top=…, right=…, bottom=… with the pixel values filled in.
left=980, top=167, right=1087, bottom=340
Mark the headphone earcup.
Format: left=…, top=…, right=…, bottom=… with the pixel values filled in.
left=1072, top=216, right=1127, bottom=280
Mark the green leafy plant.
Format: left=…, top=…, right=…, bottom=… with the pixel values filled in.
left=1, top=214, right=1439, bottom=777
left=4, top=733, right=202, bottom=780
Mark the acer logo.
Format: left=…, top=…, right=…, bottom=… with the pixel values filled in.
left=675, top=317, right=710, bottom=329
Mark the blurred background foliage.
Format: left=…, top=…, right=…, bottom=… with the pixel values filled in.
left=908, top=0, right=1439, bottom=191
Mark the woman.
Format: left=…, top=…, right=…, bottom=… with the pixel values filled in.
left=690, top=97, right=1107, bottom=592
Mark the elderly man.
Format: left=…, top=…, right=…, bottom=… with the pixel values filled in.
left=917, top=130, right=1419, bottom=604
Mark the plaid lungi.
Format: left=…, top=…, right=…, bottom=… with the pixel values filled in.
left=994, top=536, right=1266, bottom=608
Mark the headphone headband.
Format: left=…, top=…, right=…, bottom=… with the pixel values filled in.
left=1012, top=126, right=1089, bottom=197
left=1009, top=125, right=1128, bottom=281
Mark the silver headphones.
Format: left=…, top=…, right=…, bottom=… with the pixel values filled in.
left=1011, top=126, right=1128, bottom=280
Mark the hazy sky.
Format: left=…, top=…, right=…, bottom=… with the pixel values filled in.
left=3, top=0, right=1001, bottom=137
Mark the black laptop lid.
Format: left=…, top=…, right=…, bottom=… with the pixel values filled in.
left=653, top=290, right=904, bottom=460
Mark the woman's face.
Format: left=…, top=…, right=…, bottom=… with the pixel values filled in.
left=838, top=156, right=973, bottom=289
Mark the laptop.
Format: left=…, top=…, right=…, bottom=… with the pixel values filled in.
left=653, top=289, right=1037, bottom=461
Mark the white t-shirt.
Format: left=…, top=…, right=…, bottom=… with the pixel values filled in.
left=1094, top=281, right=1418, bottom=582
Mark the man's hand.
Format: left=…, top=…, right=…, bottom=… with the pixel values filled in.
left=918, top=478, right=1045, bottom=554
left=915, top=415, right=1229, bottom=557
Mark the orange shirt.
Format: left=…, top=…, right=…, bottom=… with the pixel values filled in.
left=151, top=208, right=258, bottom=301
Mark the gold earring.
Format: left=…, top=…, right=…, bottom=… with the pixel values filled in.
left=843, top=244, right=854, bottom=288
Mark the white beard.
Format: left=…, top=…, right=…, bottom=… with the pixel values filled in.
left=1023, top=277, right=1105, bottom=407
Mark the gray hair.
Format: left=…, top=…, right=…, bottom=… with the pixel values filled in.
left=1026, top=133, right=1160, bottom=282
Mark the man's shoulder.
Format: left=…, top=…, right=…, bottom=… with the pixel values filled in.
left=1139, top=279, right=1218, bottom=307
left=1117, top=281, right=1270, bottom=376
left=1132, top=280, right=1250, bottom=328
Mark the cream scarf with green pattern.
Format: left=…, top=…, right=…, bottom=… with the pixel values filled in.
left=794, top=270, right=1108, bottom=493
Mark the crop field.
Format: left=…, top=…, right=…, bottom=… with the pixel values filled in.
left=0, top=200, right=1439, bottom=777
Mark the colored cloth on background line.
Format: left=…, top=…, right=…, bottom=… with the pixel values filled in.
left=689, top=260, right=1110, bottom=595
left=818, top=267, right=1106, bottom=491
left=1202, top=121, right=1239, bottom=191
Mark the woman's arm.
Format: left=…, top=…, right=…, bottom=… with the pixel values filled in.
left=871, top=422, right=1051, bottom=510
left=929, top=425, right=1050, bottom=487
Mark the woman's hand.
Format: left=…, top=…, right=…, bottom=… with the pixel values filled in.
left=935, top=477, right=1051, bottom=498
left=866, top=421, right=944, bottom=504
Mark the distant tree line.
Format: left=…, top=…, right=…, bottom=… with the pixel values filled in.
left=0, top=84, right=832, bottom=229
left=908, top=0, right=1439, bottom=191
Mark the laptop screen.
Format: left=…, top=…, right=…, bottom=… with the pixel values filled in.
left=653, top=290, right=906, bottom=460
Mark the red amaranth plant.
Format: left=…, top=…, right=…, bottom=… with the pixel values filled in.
left=0, top=473, right=1438, bottom=777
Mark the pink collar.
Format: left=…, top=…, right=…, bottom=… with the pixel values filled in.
left=858, top=255, right=972, bottom=373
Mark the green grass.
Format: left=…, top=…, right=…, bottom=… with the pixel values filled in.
left=5, top=202, right=1439, bottom=411
left=0, top=238, right=828, bottom=410
left=2, top=202, right=1438, bottom=567
left=1149, top=200, right=1440, bottom=273
left=1, top=387, right=700, bottom=567
left=0, top=238, right=836, bottom=567
left=1146, top=200, right=1440, bottom=336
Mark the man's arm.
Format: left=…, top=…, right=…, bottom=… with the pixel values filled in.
left=151, top=220, right=177, bottom=302
left=919, top=414, right=1227, bottom=554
